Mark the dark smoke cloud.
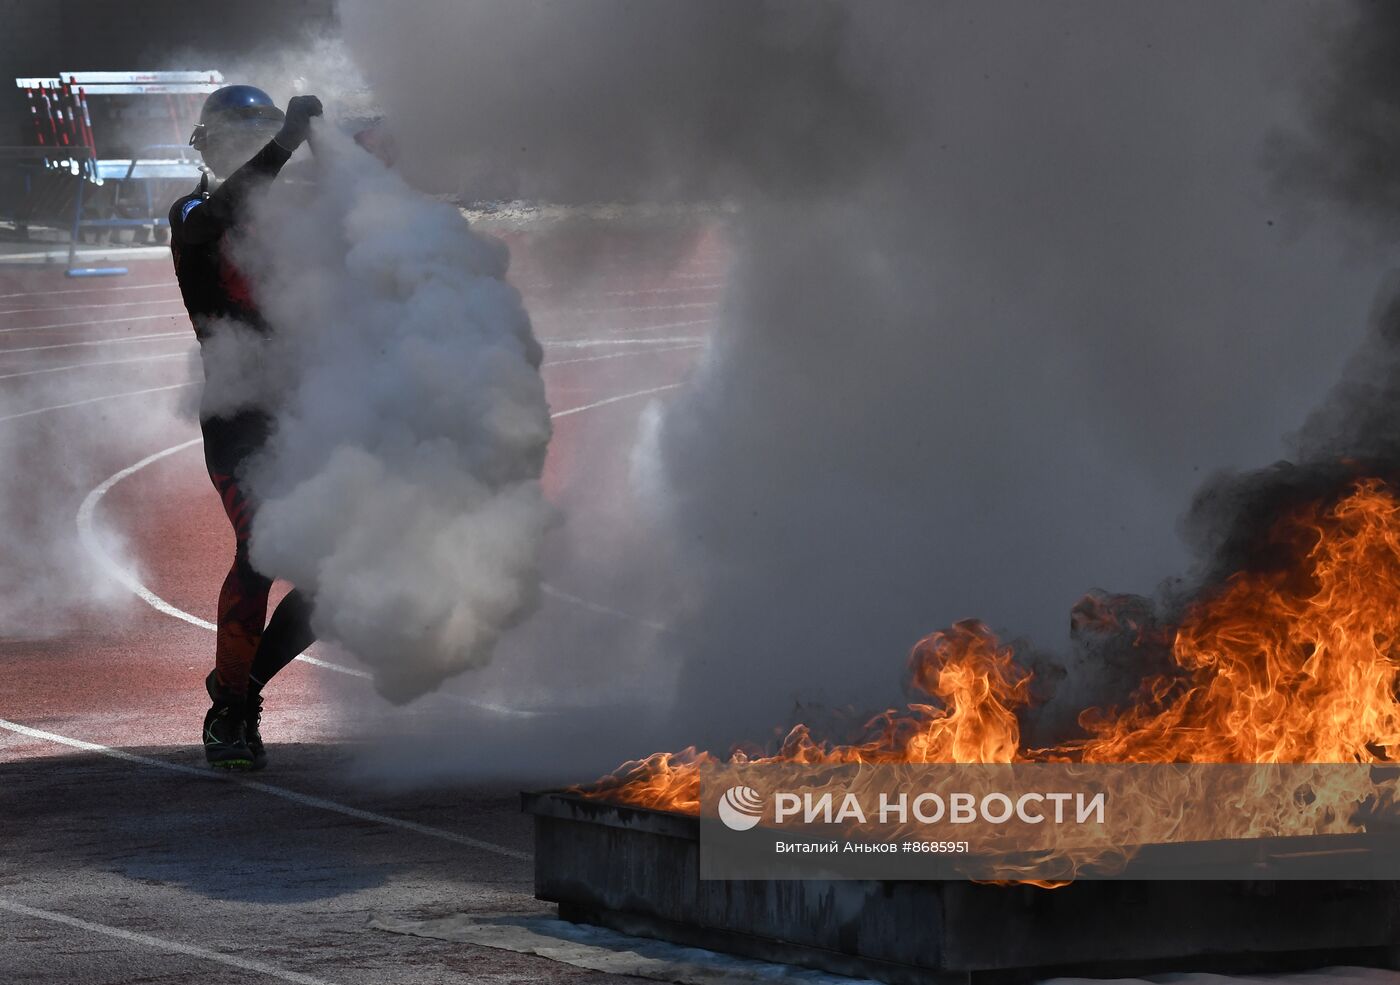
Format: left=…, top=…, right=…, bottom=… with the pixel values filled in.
left=1269, top=0, right=1400, bottom=238
left=337, top=0, right=1396, bottom=766
left=1173, top=0, right=1400, bottom=639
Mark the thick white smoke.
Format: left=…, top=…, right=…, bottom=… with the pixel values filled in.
left=223, top=126, right=552, bottom=703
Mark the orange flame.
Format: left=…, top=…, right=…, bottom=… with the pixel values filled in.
left=1070, top=478, right=1400, bottom=764
left=585, top=479, right=1400, bottom=812
left=583, top=620, right=1030, bottom=813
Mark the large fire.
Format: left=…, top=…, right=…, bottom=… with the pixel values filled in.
left=585, top=479, right=1400, bottom=818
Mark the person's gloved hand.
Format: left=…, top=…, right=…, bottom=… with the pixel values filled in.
left=275, top=95, right=323, bottom=150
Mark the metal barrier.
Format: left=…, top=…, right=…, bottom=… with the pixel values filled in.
left=0, top=144, right=203, bottom=276
left=66, top=143, right=203, bottom=275
left=9, top=71, right=222, bottom=276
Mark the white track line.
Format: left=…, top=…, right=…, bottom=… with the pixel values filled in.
left=0, top=331, right=186, bottom=355
left=74, top=382, right=684, bottom=707
left=540, top=583, right=668, bottom=633
left=0, top=245, right=170, bottom=262
left=40, top=382, right=687, bottom=857
left=570, top=301, right=716, bottom=315
left=0, top=334, right=700, bottom=358
left=599, top=283, right=722, bottom=297
left=0, top=295, right=182, bottom=317
left=0, top=280, right=176, bottom=302
left=0, top=354, right=683, bottom=859
left=0, top=275, right=724, bottom=304
left=0, top=718, right=529, bottom=860
left=0, top=382, right=195, bottom=424
left=610, top=319, right=715, bottom=335
left=542, top=334, right=706, bottom=348
left=0, top=898, right=337, bottom=985
left=0, top=299, right=709, bottom=326
left=0, top=351, right=190, bottom=382
left=76, top=437, right=209, bottom=626
left=551, top=383, right=682, bottom=418
left=0, top=309, right=184, bottom=335
left=544, top=343, right=702, bottom=367
left=0, top=343, right=681, bottom=386
left=0, top=298, right=713, bottom=325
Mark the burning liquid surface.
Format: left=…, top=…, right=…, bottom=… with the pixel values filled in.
left=586, top=479, right=1400, bottom=815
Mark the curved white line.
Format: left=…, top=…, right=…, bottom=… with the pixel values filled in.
left=76, top=437, right=210, bottom=627
left=0, top=718, right=528, bottom=859
left=0, top=382, right=195, bottom=424
left=0, top=898, right=338, bottom=985
left=76, top=383, right=684, bottom=706
left=73, top=438, right=529, bottom=716
left=0, top=309, right=184, bottom=335
left=0, top=331, right=187, bottom=355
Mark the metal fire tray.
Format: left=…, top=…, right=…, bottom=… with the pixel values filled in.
left=523, top=790, right=1400, bottom=984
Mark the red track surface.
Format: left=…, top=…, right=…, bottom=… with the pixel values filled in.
left=0, top=227, right=721, bottom=754
left=0, top=223, right=725, bottom=983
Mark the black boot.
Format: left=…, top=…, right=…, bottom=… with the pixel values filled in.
left=243, top=686, right=268, bottom=770
left=202, top=672, right=253, bottom=771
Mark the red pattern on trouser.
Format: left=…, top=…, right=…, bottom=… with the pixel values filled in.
left=209, top=470, right=273, bottom=696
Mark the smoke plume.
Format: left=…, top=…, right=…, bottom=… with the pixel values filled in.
left=1269, top=1, right=1400, bottom=239
left=228, top=126, right=552, bottom=703
left=1170, top=0, right=1400, bottom=647
left=337, top=0, right=1393, bottom=748
left=324, top=0, right=1400, bottom=762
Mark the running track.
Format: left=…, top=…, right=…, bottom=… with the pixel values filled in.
left=0, top=222, right=724, bottom=984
